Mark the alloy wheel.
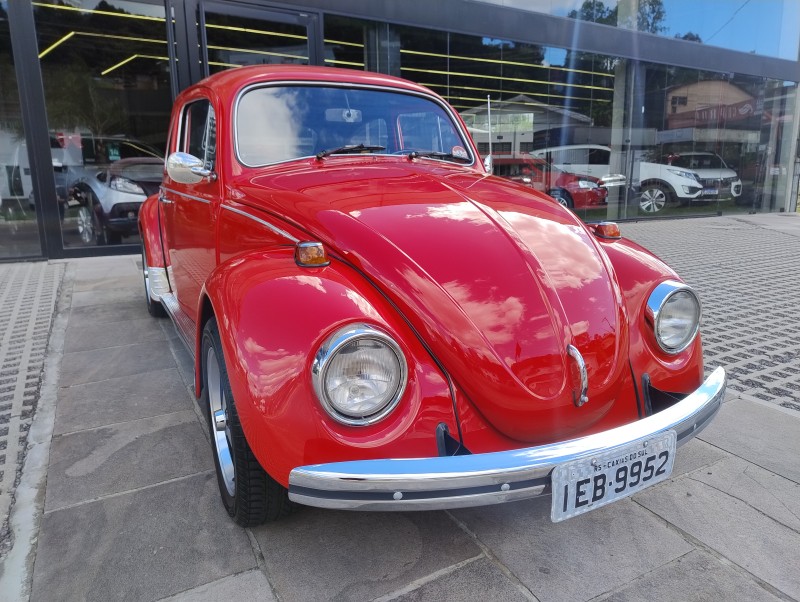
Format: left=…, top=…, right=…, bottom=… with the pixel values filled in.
left=76, top=205, right=95, bottom=243
left=206, top=345, right=236, bottom=496
left=640, top=188, right=666, bottom=213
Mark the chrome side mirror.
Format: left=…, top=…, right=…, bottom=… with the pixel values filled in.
left=483, top=155, right=493, bottom=174
left=167, top=152, right=216, bottom=184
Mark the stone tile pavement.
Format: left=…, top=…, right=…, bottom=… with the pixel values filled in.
left=0, top=213, right=798, bottom=601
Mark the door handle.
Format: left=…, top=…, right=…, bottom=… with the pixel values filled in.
left=159, top=195, right=174, bottom=205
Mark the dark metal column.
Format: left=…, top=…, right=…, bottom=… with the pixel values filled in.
left=7, top=0, right=58, bottom=259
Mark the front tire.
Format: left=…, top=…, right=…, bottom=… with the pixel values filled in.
left=201, top=317, right=294, bottom=526
left=75, top=191, right=107, bottom=245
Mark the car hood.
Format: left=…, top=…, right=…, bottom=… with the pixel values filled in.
left=691, top=168, right=739, bottom=180
left=239, top=158, right=629, bottom=442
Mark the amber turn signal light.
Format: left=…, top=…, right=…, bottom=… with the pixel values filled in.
left=295, top=241, right=330, bottom=267
left=593, top=222, right=621, bottom=239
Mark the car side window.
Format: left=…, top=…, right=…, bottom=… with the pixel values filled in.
left=181, top=100, right=216, bottom=171
left=588, top=148, right=610, bottom=165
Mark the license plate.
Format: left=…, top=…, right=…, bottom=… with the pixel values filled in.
left=550, top=431, right=676, bottom=522
left=703, top=188, right=718, bottom=195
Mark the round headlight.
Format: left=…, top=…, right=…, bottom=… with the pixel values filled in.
left=647, top=281, right=701, bottom=353
left=312, top=324, right=407, bottom=426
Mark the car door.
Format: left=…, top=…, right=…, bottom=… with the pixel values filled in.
left=161, top=94, right=220, bottom=329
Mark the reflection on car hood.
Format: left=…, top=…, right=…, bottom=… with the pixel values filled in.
left=241, top=159, right=629, bottom=442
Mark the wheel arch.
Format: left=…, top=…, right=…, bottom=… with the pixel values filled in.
left=194, top=248, right=459, bottom=486
left=138, top=193, right=166, bottom=269
left=640, top=179, right=676, bottom=198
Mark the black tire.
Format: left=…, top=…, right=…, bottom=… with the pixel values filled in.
left=639, top=183, right=671, bottom=214
left=201, top=317, right=295, bottom=526
left=141, top=249, right=166, bottom=318
left=549, top=188, right=573, bottom=209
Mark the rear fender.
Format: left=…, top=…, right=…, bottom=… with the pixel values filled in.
left=199, top=249, right=458, bottom=486
left=138, top=193, right=166, bottom=269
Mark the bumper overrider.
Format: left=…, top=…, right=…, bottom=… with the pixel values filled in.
left=288, top=367, right=726, bottom=511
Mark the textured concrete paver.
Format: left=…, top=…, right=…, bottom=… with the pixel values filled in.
left=58, top=342, right=175, bottom=387
left=450, top=496, right=694, bottom=602
left=699, top=398, right=800, bottom=483
left=622, top=215, right=800, bottom=410
left=157, top=570, right=277, bottom=601
left=596, top=549, right=782, bottom=602
left=635, top=467, right=800, bottom=599
left=0, top=262, right=63, bottom=558
left=44, top=411, right=211, bottom=511
left=63, top=317, right=165, bottom=353
left=31, top=472, right=256, bottom=602
left=689, top=455, right=800, bottom=533
left=53, top=368, right=190, bottom=435
left=251, top=509, right=481, bottom=602
left=391, top=557, right=528, bottom=602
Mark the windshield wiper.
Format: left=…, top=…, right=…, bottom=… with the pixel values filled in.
left=407, top=150, right=471, bottom=163
left=316, top=143, right=386, bottom=160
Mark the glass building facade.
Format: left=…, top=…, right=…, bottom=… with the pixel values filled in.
left=1, top=0, right=799, bottom=260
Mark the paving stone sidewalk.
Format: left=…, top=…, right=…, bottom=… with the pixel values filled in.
left=0, top=262, right=63, bottom=558
left=0, top=213, right=798, bottom=602
left=623, top=214, right=800, bottom=410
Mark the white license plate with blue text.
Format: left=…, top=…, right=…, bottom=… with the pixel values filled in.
left=550, top=431, right=677, bottom=522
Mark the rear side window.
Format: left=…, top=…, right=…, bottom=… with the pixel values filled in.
left=588, top=148, right=610, bottom=165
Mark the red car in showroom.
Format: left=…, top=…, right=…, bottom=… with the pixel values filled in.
left=491, top=156, right=608, bottom=209
left=139, top=65, right=725, bottom=526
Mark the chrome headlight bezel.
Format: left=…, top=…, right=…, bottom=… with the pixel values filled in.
left=311, top=323, right=408, bottom=426
left=646, top=280, right=702, bottom=354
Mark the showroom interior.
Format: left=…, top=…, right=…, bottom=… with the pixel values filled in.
left=1, top=0, right=799, bottom=261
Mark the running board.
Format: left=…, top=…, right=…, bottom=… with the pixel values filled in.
left=159, top=292, right=196, bottom=361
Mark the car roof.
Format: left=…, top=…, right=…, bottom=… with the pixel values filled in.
left=180, top=64, right=438, bottom=103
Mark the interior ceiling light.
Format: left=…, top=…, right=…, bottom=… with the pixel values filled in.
left=101, top=54, right=169, bottom=76
left=324, top=59, right=365, bottom=68
left=400, top=66, right=613, bottom=93
left=323, top=38, right=364, bottom=49
left=400, top=48, right=614, bottom=79
left=33, top=2, right=164, bottom=22
left=420, top=82, right=611, bottom=104
left=39, top=31, right=167, bottom=59
left=39, top=31, right=75, bottom=59
left=205, top=23, right=306, bottom=41
left=207, top=45, right=308, bottom=62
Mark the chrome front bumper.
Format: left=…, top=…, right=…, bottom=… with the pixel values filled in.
left=288, top=367, right=726, bottom=511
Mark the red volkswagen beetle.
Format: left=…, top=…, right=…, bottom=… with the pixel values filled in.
left=139, top=65, right=725, bottom=526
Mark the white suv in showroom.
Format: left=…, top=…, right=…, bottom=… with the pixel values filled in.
left=666, top=151, right=743, bottom=200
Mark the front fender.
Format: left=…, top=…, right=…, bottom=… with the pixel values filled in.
left=597, top=237, right=704, bottom=393
left=200, top=249, right=459, bottom=487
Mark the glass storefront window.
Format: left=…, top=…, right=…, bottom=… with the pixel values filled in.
left=324, top=14, right=798, bottom=221
left=471, top=0, right=800, bottom=61
left=204, top=12, right=309, bottom=74
left=0, top=4, right=43, bottom=258
left=32, top=0, right=172, bottom=249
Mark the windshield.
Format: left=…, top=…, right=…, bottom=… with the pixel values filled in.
left=235, top=85, right=472, bottom=167
left=671, top=154, right=725, bottom=170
